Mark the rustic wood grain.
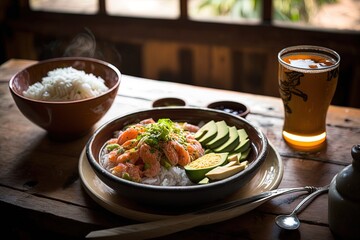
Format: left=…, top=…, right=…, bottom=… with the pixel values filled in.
left=0, top=59, right=359, bottom=239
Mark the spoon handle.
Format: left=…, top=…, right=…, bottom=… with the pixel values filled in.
left=86, top=186, right=320, bottom=239
left=291, top=186, right=329, bottom=215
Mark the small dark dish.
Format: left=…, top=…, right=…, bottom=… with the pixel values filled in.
left=86, top=107, right=268, bottom=207
left=152, top=97, right=186, bottom=107
left=207, top=101, right=250, bottom=118
left=9, top=57, right=121, bottom=140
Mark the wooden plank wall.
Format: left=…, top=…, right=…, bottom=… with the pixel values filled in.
left=1, top=2, right=359, bottom=107
left=143, top=41, right=278, bottom=94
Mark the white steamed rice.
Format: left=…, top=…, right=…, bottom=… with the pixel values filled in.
left=23, top=67, right=109, bottom=101
left=142, top=166, right=193, bottom=186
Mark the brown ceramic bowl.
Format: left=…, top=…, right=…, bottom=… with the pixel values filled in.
left=9, top=57, right=121, bottom=140
left=152, top=97, right=186, bottom=107
left=207, top=101, right=250, bottom=118
left=86, top=107, right=268, bottom=207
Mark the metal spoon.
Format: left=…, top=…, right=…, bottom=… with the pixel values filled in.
left=275, top=185, right=329, bottom=230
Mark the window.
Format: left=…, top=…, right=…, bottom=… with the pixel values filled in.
left=273, top=0, right=360, bottom=31
left=188, top=0, right=262, bottom=23
left=30, top=0, right=98, bottom=14
left=28, top=0, right=360, bottom=31
left=187, top=0, right=360, bottom=31
left=106, top=0, right=179, bottom=19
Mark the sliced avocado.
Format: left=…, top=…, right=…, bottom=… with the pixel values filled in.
left=228, top=152, right=240, bottom=161
left=184, top=152, right=228, bottom=183
left=204, top=148, right=213, bottom=154
left=198, top=177, right=209, bottom=184
left=237, top=129, right=248, bottom=142
left=205, top=121, right=229, bottom=149
left=228, top=152, right=241, bottom=164
left=232, top=138, right=250, bottom=154
left=240, top=147, right=251, bottom=161
left=223, top=161, right=238, bottom=167
left=205, top=161, right=248, bottom=180
left=231, top=128, right=250, bottom=153
left=228, top=147, right=251, bottom=164
left=213, top=126, right=239, bottom=153
left=195, top=120, right=218, bottom=145
left=230, top=129, right=248, bottom=153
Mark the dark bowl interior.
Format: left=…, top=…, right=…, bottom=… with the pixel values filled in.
left=9, top=57, right=121, bottom=140
left=207, top=101, right=250, bottom=118
left=152, top=97, right=186, bottom=107
left=86, top=107, right=268, bottom=207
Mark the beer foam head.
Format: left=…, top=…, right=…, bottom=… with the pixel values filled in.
left=289, top=58, right=334, bottom=69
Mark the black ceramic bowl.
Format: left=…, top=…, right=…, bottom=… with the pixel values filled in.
left=86, top=107, right=268, bottom=207
left=152, top=97, right=186, bottom=107
left=207, top=101, right=250, bottom=118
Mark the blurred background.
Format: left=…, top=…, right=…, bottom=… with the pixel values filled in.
left=1, top=0, right=359, bottom=107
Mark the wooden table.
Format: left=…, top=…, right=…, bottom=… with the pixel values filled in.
left=1, top=59, right=359, bottom=239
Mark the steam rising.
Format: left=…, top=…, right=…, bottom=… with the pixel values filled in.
left=63, top=28, right=96, bottom=58
left=40, top=28, right=122, bottom=70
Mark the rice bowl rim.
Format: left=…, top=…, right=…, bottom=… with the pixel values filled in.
left=9, top=57, right=121, bottom=104
left=86, top=107, right=269, bottom=192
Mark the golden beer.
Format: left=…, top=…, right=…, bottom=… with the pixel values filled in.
left=278, top=46, right=340, bottom=151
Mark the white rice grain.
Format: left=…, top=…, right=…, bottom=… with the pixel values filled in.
left=23, top=67, right=109, bottom=101
left=142, top=166, right=193, bottom=186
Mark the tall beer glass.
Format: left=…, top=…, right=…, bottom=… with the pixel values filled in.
left=278, top=45, right=340, bottom=151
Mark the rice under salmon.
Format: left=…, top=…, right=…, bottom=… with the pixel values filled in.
left=100, top=118, right=204, bottom=186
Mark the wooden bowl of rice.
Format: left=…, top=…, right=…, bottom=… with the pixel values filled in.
left=86, top=107, right=269, bottom=208
left=9, top=57, right=121, bottom=140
